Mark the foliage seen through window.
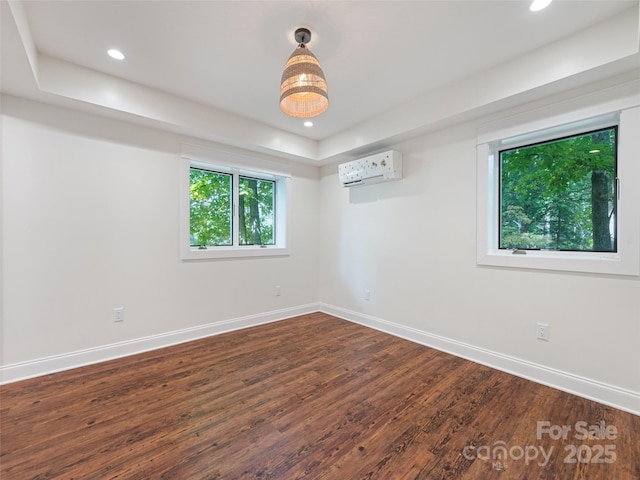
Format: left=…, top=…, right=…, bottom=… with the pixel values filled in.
left=190, top=168, right=232, bottom=247
left=239, top=176, right=275, bottom=246
left=189, top=168, right=275, bottom=247
left=499, top=127, right=617, bottom=252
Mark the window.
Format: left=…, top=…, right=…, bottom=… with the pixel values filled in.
left=238, top=176, right=275, bottom=246
left=190, top=168, right=232, bottom=247
left=499, top=126, right=617, bottom=253
left=181, top=156, right=289, bottom=260
left=477, top=99, right=640, bottom=276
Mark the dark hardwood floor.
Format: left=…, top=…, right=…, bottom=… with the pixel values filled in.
left=1, top=312, right=638, bottom=479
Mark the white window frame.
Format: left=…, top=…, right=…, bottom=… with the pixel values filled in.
left=477, top=97, right=640, bottom=276
left=180, top=155, right=290, bottom=260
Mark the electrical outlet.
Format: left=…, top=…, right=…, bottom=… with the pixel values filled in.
left=114, top=307, right=125, bottom=323
left=536, top=322, right=550, bottom=341
left=364, top=289, right=371, bottom=301
left=275, top=285, right=281, bottom=296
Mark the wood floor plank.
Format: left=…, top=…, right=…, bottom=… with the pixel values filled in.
left=1, top=312, right=638, bottom=479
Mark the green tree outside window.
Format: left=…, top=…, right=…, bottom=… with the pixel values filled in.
left=190, top=169, right=232, bottom=246
left=239, top=177, right=275, bottom=246
left=500, top=127, right=617, bottom=252
left=189, top=169, right=275, bottom=247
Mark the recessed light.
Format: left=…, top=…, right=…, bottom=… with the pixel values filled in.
left=530, top=0, right=552, bottom=11
left=304, top=121, right=313, bottom=127
left=107, top=49, right=125, bottom=60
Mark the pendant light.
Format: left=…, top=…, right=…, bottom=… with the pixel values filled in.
left=279, top=28, right=329, bottom=118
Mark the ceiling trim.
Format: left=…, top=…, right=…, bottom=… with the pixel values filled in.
left=5, top=1, right=640, bottom=165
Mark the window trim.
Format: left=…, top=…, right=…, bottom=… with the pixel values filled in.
left=477, top=102, right=640, bottom=276
left=180, top=156, right=290, bottom=260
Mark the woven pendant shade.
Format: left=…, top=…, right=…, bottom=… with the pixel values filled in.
left=280, top=29, right=329, bottom=118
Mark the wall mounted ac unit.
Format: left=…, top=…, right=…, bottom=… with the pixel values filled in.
left=338, top=150, right=403, bottom=187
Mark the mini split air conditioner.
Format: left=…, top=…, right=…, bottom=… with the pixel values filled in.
left=338, top=150, right=403, bottom=187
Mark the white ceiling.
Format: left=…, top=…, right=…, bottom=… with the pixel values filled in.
left=2, top=0, right=639, bottom=163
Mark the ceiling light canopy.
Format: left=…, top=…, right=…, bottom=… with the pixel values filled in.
left=280, top=28, right=329, bottom=118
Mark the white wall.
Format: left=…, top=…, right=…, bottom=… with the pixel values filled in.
left=2, top=83, right=639, bottom=413
left=1, top=96, right=320, bottom=370
left=318, top=94, right=640, bottom=410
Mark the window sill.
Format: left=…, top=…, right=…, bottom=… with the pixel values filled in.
left=477, top=249, right=638, bottom=276
left=181, top=246, right=290, bottom=260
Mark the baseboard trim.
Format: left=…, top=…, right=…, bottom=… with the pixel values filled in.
left=0, top=303, right=321, bottom=385
left=319, top=303, right=640, bottom=416
left=4, top=303, right=638, bottom=416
